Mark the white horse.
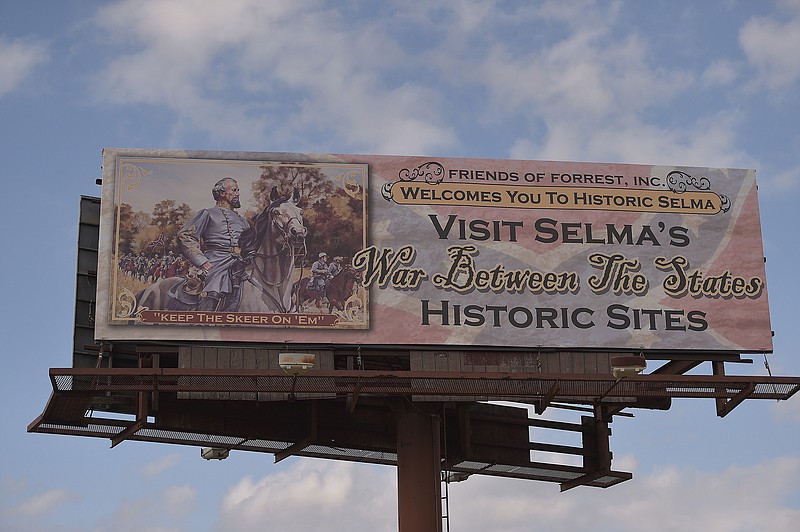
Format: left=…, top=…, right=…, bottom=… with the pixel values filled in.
left=238, top=186, right=307, bottom=313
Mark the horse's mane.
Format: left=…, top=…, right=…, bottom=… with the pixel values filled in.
left=239, top=196, right=290, bottom=259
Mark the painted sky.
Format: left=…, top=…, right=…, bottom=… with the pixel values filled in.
left=1, top=1, right=799, bottom=531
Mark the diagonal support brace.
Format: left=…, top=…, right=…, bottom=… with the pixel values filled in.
left=535, top=381, right=560, bottom=414
left=716, top=381, right=756, bottom=418
left=274, top=401, right=318, bottom=463
left=110, top=388, right=149, bottom=448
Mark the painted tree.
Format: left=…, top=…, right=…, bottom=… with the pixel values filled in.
left=251, top=165, right=334, bottom=211
left=302, top=188, right=364, bottom=264
left=150, top=199, right=192, bottom=252
left=251, top=165, right=365, bottom=268
left=116, top=203, right=150, bottom=254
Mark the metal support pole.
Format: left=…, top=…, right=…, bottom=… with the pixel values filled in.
left=394, top=399, right=442, bottom=532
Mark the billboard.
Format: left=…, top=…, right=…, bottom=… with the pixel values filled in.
left=96, top=148, right=772, bottom=353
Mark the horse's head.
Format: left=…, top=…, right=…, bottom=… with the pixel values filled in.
left=239, top=186, right=307, bottom=260
left=269, top=186, right=307, bottom=250
left=341, top=264, right=361, bottom=286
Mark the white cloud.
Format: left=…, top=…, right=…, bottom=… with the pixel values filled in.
left=739, top=10, right=800, bottom=91
left=444, top=456, right=800, bottom=532
left=8, top=488, right=78, bottom=517
left=92, top=484, right=197, bottom=532
left=90, top=0, right=455, bottom=152
left=217, top=460, right=397, bottom=532
left=702, top=59, right=739, bottom=87
left=140, top=453, right=181, bottom=477
left=779, top=0, right=800, bottom=13
left=92, top=0, right=279, bottom=146
left=454, top=4, right=682, bottom=119
left=510, top=109, right=746, bottom=168
left=163, top=485, right=196, bottom=511
left=773, top=394, right=800, bottom=426
left=85, top=0, right=793, bottom=171
left=0, top=36, right=48, bottom=97
left=759, top=165, right=800, bottom=194
left=209, top=455, right=800, bottom=532
left=429, top=2, right=726, bottom=165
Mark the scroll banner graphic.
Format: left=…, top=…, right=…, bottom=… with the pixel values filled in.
left=384, top=181, right=726, bottom=214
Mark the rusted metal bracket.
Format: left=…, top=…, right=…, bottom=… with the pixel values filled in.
left=559, top=411, right=619, bottom=490
left=560, top=470, right=613, bottom=492
left=347, top=376, right=362, bottom=413
left=716, top=381, right=756, bottom=418
left=110, top=388, right=149, bottom=448
left=274, top=401, right=318, bottom=463
left=652, top=359, right=703, bottom=375
left=111, top=418, right=145, bottom=448
left=535, top=380, right=560, bottom=414
left=711, top=360, right=757, bottom=417
left=596, top=378, right=622, bottom=401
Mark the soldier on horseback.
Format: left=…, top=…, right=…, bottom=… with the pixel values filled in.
left=311, top=252, right=332, bottom=297
left=328, top=256, right=345, bottom=278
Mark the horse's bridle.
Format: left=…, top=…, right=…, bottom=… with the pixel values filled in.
left=327, top=266, right=357, bottom=296
left=244, top=202, right=307, bottom=312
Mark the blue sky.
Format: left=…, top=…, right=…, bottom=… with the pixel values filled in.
left=1, top=1, right=799, bottom=531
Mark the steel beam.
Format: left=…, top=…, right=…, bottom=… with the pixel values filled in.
left=394, top=400, right=442, bottom=532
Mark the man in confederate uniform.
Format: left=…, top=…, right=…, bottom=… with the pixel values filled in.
left=328, top=256, right=345, bottom=278
left=178, top=177, right=250, bottom=311
left=311, top=252, right=331, bottom=295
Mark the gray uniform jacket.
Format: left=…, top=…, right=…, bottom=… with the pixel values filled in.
left=179, top=207, right=250, bottom=295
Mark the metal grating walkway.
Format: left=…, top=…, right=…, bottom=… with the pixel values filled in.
left=29, top=368, right=798, bottom=489
left=44, top=367, right=800, bottom=401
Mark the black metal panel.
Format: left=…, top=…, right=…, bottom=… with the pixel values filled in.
left=73, top=196, right=100, bottom=369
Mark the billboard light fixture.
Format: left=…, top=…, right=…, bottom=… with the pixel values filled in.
left=610, top=355, right=647, bottom=379
left=279, top=353, right=316, bottom=376
left=444, top=471, right=471, bottom=483
left=201, top=447, right=229, bottom=460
